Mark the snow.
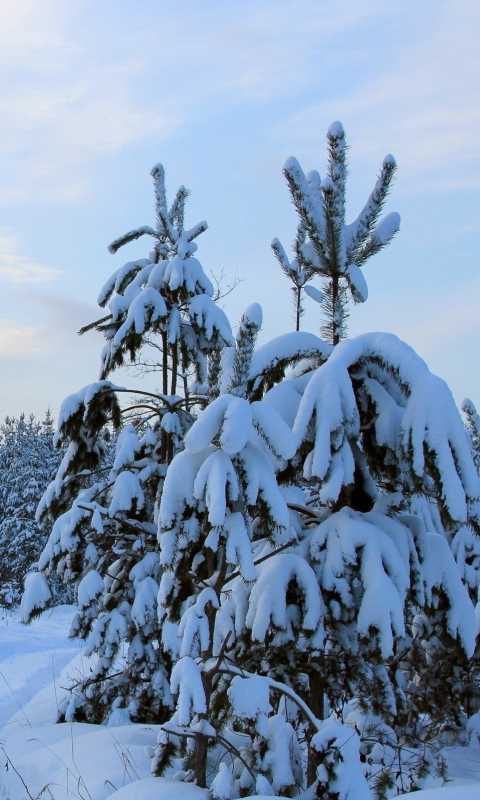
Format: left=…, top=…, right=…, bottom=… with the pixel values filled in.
left=108, top=470, right=145, bottom=516
left=310, top=508, right=409, bottom=657
left=236, top=441, right=290, bottom=536
left=0, top=570, right=480, bottom=800
left=293, top=332, right=480, bottom=524
left=228, top=675, right=271, bottom=726
left=328, top=120, right=345, bottom=138
left=246, top=553, right=323, bottom=645
left=2, top=722, right=161, bottom=800
left=251, top=400, right=297, bottom=460
left=312, top=717, right=371, bottom=800
left=161, top=446, right=211, bottom=519
left=77, top=569, right=104, bottom=610
left=303, top=284, right=324, bottom=304
left=107, top=777, right=208, bottom=799
left=20, top=572, right=52, bottom=622
left=188, top=293, right=234, bottom=344
left=112, top=424, right=141, bottom=471
left=224, top=511, right=256, bottom=581
left=194, top=450, right=239, bottom=526
left=185, top=394, right=252, bottom=454
left=373, top=210, right=401, bottom=244
left=0, top=608, right=211, bottom=799
left=401, top=788, right=480, bottom=800
left=179, top=587, right=218, bottom=657
left=211, top=761, right=234, bottom=800
left=250, top=331, right=331, bottom=387
left=131, top=576, right=158, bottom=627
left=346, top=262, right=368, bottom=302
left=263, top=715, right=300, bottom=793
left=241, top=302, right=263, bottom=329
left=112, top=286, right=167, bottom=345
left=425, top=531, right=476, bottom=655
left=383, top=153, right=397, bottom=167
left=170, top=656, right=207, bottom=725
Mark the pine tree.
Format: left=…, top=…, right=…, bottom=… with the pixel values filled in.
left=273, top=122, right=399, bottom=343
left=0, top=411, right=67, bottom=608
left=29, top=164, right=234, bottom=724
left=27, top=124, right=480, bottom=799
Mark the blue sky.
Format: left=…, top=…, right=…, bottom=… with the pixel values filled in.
left=0, top=0, right=478, bottom=420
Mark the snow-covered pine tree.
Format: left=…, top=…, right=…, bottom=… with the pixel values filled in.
left=0, top=411, right=67, bottom=608
left=154, top=323, right=479, bottom=796
left=29, top=164, right=234, bottom=724
left=154, top=302, right=323, bottom=794
left=173, top=127, right=478, bottom=795
left=391, top=405, right=480, bottom=795
left=272, top=121, right=399, bottom=343
left=236, top=124, right=479, bottom=794
left=27, top=124, right=480, bottom=799
left=271, top=224, right=320, bottom=332
left=152, top=240, right=480, bottom=795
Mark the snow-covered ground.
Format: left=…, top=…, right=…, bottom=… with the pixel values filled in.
left=0, top=606, right=163, bottom=800
left=0, top=606, right=478, bottom=800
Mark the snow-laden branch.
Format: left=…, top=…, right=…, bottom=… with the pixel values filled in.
left=294, top=332, right=480, bottom=525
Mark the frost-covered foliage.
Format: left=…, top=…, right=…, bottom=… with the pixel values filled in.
left=33, top=166, right=233, bottom=725
left=28, top=127, right=480, bottom=799
left=273, top=122, right=399, bottom=343
left=0, top=412, right=68, bottom=608
left=151, top=315, right=480, bottom=796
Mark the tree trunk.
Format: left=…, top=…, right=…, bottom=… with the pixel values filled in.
left=194, top=726, right=209, bottom=788
left=307, top=669, right=324, bottom=785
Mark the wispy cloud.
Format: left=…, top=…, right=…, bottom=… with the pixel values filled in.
left=0, top=0, right=388, bottom=201
left=0, top=290, right=100, bottom=357
left=273, top=0, right=480, bottom=191
left=0, top=0, right=476, bottom=199
left=0, top=234, right=57, bottom=283
left=0, top=320, right=47, bottom=356
left=0, top=289, right=103, bottom=418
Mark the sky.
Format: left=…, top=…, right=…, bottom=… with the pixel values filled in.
left=0, top=0, right=478, bottom=421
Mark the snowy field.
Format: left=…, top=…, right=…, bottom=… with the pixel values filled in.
left=0, top=606, right=478, bottom=800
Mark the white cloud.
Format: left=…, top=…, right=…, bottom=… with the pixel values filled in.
left=0, top=320, right=47, bottom=357
left=0, top=0, right=389, bottom=201
left=0, top=0, right=476, bottom=201
left=273, top=0, right=480, bottom=191
left=0, top=289, right=100, bottom=357
left=0, top=234, right=57, bottom=283
left=163, top=0, right=385, bottom=102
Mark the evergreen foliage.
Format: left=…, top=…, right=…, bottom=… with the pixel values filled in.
left=273, top=122, right=399, bottom=343
left=0, top=412, right=67, bottom=607
left=26, top=123, right=480, bottom=799
left=31, top=165, right=234, bottom=725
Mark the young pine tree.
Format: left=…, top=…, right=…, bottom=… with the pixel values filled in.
left=29, top=164, right=234, bottom=724
left=272, top=121, right=399, bottom=342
